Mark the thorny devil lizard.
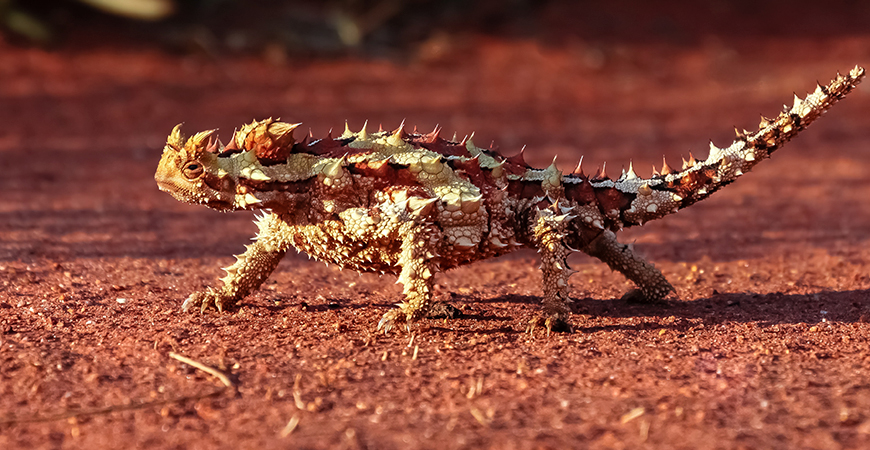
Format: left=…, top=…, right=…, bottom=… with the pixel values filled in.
left=155, top=66, right=864, bottom=334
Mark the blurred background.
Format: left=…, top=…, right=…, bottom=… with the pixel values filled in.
left=1, top=0, right=868, bottom=260
left=4, top=0, right=870, bottom=55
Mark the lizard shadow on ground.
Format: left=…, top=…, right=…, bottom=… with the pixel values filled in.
left=465, top=290, right=870, bottom=327
left=259, top=301, right=373, bottom=314
left=289, top=297, right=514, bottom=324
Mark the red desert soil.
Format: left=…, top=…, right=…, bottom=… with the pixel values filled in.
left=2, top=3, right=870, bottom=449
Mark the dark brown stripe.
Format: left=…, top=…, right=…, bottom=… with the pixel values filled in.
left=240, top=177, right=315, bottom=193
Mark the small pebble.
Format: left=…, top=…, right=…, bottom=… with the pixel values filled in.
left=116, top=298, right=128, bottom=304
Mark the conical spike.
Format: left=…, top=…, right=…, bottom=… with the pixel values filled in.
left=759, top=115, right=772, bottom=129
left=358, top=120, right=369, bottom=140
left=224, top=130, right=239, bottom=151
left=793, top=93, right=802, bottom=109
left=625, top=161, right=637, bottom=179
left=269, top=122, right=301, bottom=139
left=393, top=119, right=406, bottom=137
left=661, top=156, right=674, bottom=175
left=681, top=156, right=690, bottom=170
left=325, top=154, right=347, bottom=178
left=378, top=123, right=384, bottom=133
left=388, top=121, right=407, bottom=146
left=688, top=152, right=697, bottom=166
left=464, top=132, right=476, bottom=148
left=205, top=134, right=220, bottom=153
left=167, top=123, right=184, bottom=148
left=592, top=162, right=608, bottom=180
left=651, top=164, right=659, bottom=177
left=571, top=156, right=585, bottom=175
left=506, top=146, right=528, bottom=167
left=426, top=125, right=442, bottom=143
left=187, top=129, right=218, bottom=152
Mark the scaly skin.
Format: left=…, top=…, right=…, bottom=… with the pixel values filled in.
left=155, top=67, right=864, bottom=334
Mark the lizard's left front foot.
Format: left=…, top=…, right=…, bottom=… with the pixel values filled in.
left=181, top=287, right=237, bottom=313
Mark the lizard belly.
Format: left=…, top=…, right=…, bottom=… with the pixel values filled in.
left=283, top=205, right=521, bottom=274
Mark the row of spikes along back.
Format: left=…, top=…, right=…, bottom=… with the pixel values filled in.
left=176, top=66, right=864, bottom=216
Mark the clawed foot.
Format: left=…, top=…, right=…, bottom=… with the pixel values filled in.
left=377, top=302, right=460, bottom=334
left=620, top=287, right=675, bottom=304
left=377, top=308, right=411, bottom=334
left=526, top=314, right=573, bottom=335
left=181, top=288, right=236, bottom=313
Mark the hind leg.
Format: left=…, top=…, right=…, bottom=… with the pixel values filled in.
left=583, top=229, right=673, bottom=302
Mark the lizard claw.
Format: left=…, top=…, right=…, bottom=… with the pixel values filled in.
left=377, top=309, right=404, bottom=334
left=181, top=288, right=234, bottom=313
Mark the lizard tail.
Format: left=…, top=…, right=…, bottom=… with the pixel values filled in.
left=592, top=66, right=865, bottom=228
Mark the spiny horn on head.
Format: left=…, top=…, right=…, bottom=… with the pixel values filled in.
left=187, top=129, right=218, bottom=149
left=167, top=123, right=185, bottom=149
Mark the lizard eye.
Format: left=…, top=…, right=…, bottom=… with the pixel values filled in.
left=182, top=161, right=204, bottom=179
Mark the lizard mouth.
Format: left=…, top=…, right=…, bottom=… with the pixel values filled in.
left=157, top=183, right=234, bottom=211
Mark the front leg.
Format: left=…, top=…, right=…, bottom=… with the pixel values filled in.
left=582, top=229, right=673, bottom=302
left=528, top=208, right=576, bottom=334
left=377, top=222, right=441, bottom=334
left=183, top=212, right=289, bottom=312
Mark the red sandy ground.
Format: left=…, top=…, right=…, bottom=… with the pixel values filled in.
left=2, top=3, right=870, bottom=449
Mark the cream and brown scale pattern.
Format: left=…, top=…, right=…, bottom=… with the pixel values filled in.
left=155, top=66, right=864, bottom=334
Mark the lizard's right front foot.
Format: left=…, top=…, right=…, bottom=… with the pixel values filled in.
left=181, top=288, right=236, bottom=313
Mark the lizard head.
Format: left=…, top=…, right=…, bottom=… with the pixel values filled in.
left=155, top=124, right=238, bottom=211
left=155, top=120, right=304, bottom=211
